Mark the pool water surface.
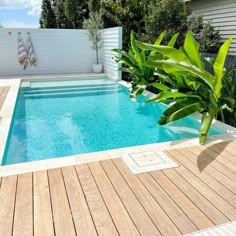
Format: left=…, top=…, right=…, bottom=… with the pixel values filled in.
left=2, top=78, right=224, bottom=165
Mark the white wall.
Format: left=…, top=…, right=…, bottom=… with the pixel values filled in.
left=191, top=0, right=236, bottom=55
left=103, top=27, right=122, bottom=80
left=0, top=27, right=122, bottom=78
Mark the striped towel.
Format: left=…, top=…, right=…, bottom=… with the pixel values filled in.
left=18, top=36, right=28, bottom=70
left=27, top=35, right=37, bottom=66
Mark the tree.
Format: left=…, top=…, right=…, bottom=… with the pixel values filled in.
left=52, top=0, right=70, bottom=28
left=64, top=0, right=89, bottom=28
left=83, top=11, right=103, bottom=64
left=102, top=0, right=151, bottom=50
left=145, top=0, right=191, bottom=46
left=40, top=0, right=57, bottom=28
left=88, top=0, right=100, bottom=12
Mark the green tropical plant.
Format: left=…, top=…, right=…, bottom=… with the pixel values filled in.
left=115, top=31, right=233, bottom=144
left=137, top=32, right=233, bottom=144
left=113, top=31, right=179, bottom=97
left=204, top=57, right=236, bottom=126
left=83, top=11, right=103, bottom=64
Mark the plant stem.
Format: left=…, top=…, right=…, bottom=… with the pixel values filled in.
left=220, top=108, right=225, bottom=123
left=96, top=34, right=99, bottom=64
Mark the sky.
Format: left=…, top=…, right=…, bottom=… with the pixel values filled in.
left=0, top=0, right=42, bottom=28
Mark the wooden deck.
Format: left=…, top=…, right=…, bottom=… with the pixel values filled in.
left=1, top=140, right=236, bottom=236
left=0, top=86, right=10, bottom=110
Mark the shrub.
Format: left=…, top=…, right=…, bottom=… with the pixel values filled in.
left=114, top=31, right=234, bottom=144
left=101, top=0, right=150, bottom=50
left=188, top=15, right=221, bottom=53
left=145, top=0, right=191, bottom=46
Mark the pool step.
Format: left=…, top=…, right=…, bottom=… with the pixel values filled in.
left=23, top=78, right=115, bottom=88
left=23, top=84, right=120, bottom=95
left=23, top=82, right=117, bottom=92
left=23, top=87, right=122, bottom=99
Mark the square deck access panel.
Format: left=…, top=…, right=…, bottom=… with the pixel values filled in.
left=123, top=151, right=179, bottom=174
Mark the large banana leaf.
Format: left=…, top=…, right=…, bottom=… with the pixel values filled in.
left=184, top=32, right=204, bottom=69
left=163, top=98, right=203, bottom=117
left=147, top=59, right=214, bottom=91
left=149, top=82, right=170, bottom=91
left=213, top=37, right=232, bottom=98
left=158, top=100, right=206, bottom=125
left=150, top=31, right=166, bottom=56
left=147, top=91, right=201, bottom=103
left=138, top=41, right=189, bottom=62
left=167, top=33, right=179, bottom=47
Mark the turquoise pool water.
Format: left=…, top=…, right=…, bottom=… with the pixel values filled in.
left=2, top=78, right=224, bottom=165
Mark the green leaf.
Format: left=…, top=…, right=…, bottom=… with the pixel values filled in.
left=112, top=48, right=137, bottom=64
left=150, top=31, right=166, bottom=56
left=137, top=41, right=189, bottom=62
left=163, top=98, right=203, bottom=117
left=118, top=67, right=142, bottom=77
left=131, top=85, right=146, bottom=98
left=213, top=37, right=232, bottom=97
left=116, top=57, right=141, bottom=74
left=184, top=31, right=204, bottom=69
left=167, top=32, right=179, bottom=47
left=149, top=82, right=170, bottom=91
left=131, top=32, right=142, bottom=65
left=147, top=59, right=214, bottom=91
left=153, top=31, right=166, bottom=45
left=158, top=101, right=205, bottom=125
left=220, top=96, right=235, bottom=105
left=147, top=91, right=200, bottom=103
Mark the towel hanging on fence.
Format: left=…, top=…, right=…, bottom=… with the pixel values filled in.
left=27, top=35, right=37, bottom=66
left=18, top=35, right=28, bottom=70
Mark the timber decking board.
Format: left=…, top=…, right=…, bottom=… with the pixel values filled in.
left=47, top=168, right=76, bottom=236
left=75, top=164, right=119, bottom=236
left=61, top=166, right=97, bottom=236
left=13, top=173, right=33, bottom=236
left=150, top=171, right=214, bottom=229
left=167, top=150, right=236, bottom=221
left=88, top=161, right=139, bottom=236
left=113, top=158, right=182, bottom=236
left=1, top=140, right=236, bottom=236
left=101, top=159, right=161, bottom=236
left=33, top=171, right=54, bottom=236
left=0, top=86, right=10, bottom=110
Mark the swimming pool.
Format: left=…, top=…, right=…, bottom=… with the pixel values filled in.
left=2, top=77, right=224, bottom=165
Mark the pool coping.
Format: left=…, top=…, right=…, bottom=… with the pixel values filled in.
left=0, top=76, right=236, bottom=177
left=0, top=78, right=21, bottom=167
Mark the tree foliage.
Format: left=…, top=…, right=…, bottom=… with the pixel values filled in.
left=40, top=0, right=57, bottom=28
left=39, top=0, right=221, bottom=54
left=145, top=0, right=191, bottom=46
left=102, top=0, right=151, bottom=50
left=40, top=0, right=88, bottom=29
left=188, top=15, right=221, bottom=53
left=83, top=11, right=103, bottom=64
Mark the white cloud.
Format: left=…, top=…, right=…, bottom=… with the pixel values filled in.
left=0, top=0, right=26, bottom=8
left=26, top=0, right=42, bottom=16
left=2, top=20, right=39, bottom=28
left=0, top=0, right=42, bottom=16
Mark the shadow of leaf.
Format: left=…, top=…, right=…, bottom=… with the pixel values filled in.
left=197, top=141, right=230, bottom=172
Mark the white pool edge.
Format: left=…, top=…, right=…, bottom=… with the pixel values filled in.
left=0, top=76, right=235, bottom=177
